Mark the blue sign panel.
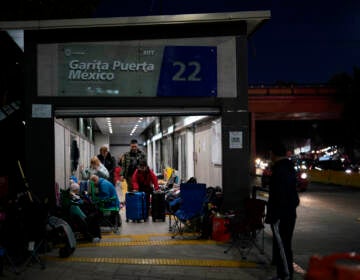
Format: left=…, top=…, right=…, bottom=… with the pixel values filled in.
left=157, top=46, right=217, bottom=97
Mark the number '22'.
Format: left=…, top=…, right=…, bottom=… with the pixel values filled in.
left=172, top=61, right=201, bottom=81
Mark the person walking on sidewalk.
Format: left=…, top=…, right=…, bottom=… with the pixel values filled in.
left=120, top=139, right=146, bottom=192
left=265, top=141, right=300, bottom=280
left=131, top=160, right=159, bottom=217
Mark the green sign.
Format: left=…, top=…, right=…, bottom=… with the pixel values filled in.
left=59, top=44, right=164, bottom=96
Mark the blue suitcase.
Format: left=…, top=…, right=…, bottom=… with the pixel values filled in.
left=125, top=192, right=147, bottom=222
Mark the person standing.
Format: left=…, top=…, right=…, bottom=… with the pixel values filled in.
left=120, top=139, right=146, bottom=192
left=97, top=146, right=116, bottom=183
left=131, top=160, right=159, bottom=217
left=265, top=141, right=300, bottom=280
left=113, top=162, right=125, bottom=206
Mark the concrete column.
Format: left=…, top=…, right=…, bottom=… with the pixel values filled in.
left=221, top=109, right=250, bottom=211
left=219, top=35, right=251, bottom=211
left=25, top=113, right=55, bottom=204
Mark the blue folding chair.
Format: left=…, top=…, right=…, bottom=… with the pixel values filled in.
left=170, top=183, right=207, bottom=239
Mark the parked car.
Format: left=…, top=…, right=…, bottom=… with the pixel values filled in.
left=294, top=163, right=309, bottom=191
left=261, top=161, right=309, bottom=192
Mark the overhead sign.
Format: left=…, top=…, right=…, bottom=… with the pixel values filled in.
left=157, top=46, right=217, bottom=97
left=58, top=44, right=217, bottom=97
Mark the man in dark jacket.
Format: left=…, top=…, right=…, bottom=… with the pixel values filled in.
left=120, top=139, right=146, bottom=192
left=265, top=142, right=300, bottom=280
left=97, top=146, right=116, bottom=183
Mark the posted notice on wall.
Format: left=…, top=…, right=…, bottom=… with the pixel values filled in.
left=229, top=131, right=243, bottom=149
left=32, top=104, right=52, bottom=118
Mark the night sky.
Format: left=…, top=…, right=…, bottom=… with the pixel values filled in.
left=94, top=0, right=360, bottom=85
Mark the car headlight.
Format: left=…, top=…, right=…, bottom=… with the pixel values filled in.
left=300, top=172, right=308, bottom=180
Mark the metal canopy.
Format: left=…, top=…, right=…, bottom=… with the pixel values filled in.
left=54, top=107, right=220, bottom=118
left=0, top=10, right=270, bottom=36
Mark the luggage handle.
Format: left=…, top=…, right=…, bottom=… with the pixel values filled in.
left=127, top=191, right=143, bottom=196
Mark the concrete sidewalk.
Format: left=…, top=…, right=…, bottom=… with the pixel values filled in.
left=1, top=208, right=306, bottom=280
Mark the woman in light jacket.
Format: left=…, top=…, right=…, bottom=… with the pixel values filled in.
left=80, top=156, right=109, bottom=180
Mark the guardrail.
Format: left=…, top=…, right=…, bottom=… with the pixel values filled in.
left=308, top=170, right=360, bottom=188
left=248, top=86, right=336, bottom=96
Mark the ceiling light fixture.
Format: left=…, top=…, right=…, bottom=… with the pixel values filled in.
left=129, top=117, right=143, bottom=136
left=106, top=117, right=112, bottom=134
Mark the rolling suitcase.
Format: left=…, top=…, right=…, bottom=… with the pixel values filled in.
left=151, top=191, right=166, bottom=222
left=125, top=191, right=147, bottom=222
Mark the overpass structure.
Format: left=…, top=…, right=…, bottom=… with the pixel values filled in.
left=248, top=85, right=343, bottom=159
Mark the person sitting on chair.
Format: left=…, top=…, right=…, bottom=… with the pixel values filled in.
left=69, top=182, right=102, bottom=243
left=80, top=157, right=110, bottom=180
left=89, top=175, right=120, bottom=209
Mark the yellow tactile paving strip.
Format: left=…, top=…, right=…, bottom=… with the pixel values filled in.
left=77, top=239, right=219, bottom=248
left=45, top=256, right=257, bottom=268
left=49, top=232, right=258, bottom=268
left=102, top=232, right=176, bottom=240
left=100, top=231, right=209, bottom=240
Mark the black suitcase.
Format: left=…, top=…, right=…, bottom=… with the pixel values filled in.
left=151, top=191, right=166, bottom=222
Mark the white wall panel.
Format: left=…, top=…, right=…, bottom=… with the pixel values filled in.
left=64, top=128, right=71, bottom=188
left=54, top=122, right=65, bottom=189
left=55, top=119, right=94, bottom=187
left=186, top=129, right=194, bottom=180
left=194, top=120, right=222, bottom=188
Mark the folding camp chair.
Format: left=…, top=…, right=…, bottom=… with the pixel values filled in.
left=89, top=181, right=121, bottom=234
left=170, top=183, right=207, bottom=239
left=2, top=191, right=48, bottom=275
left=224, top=198, right=267, bottom=259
